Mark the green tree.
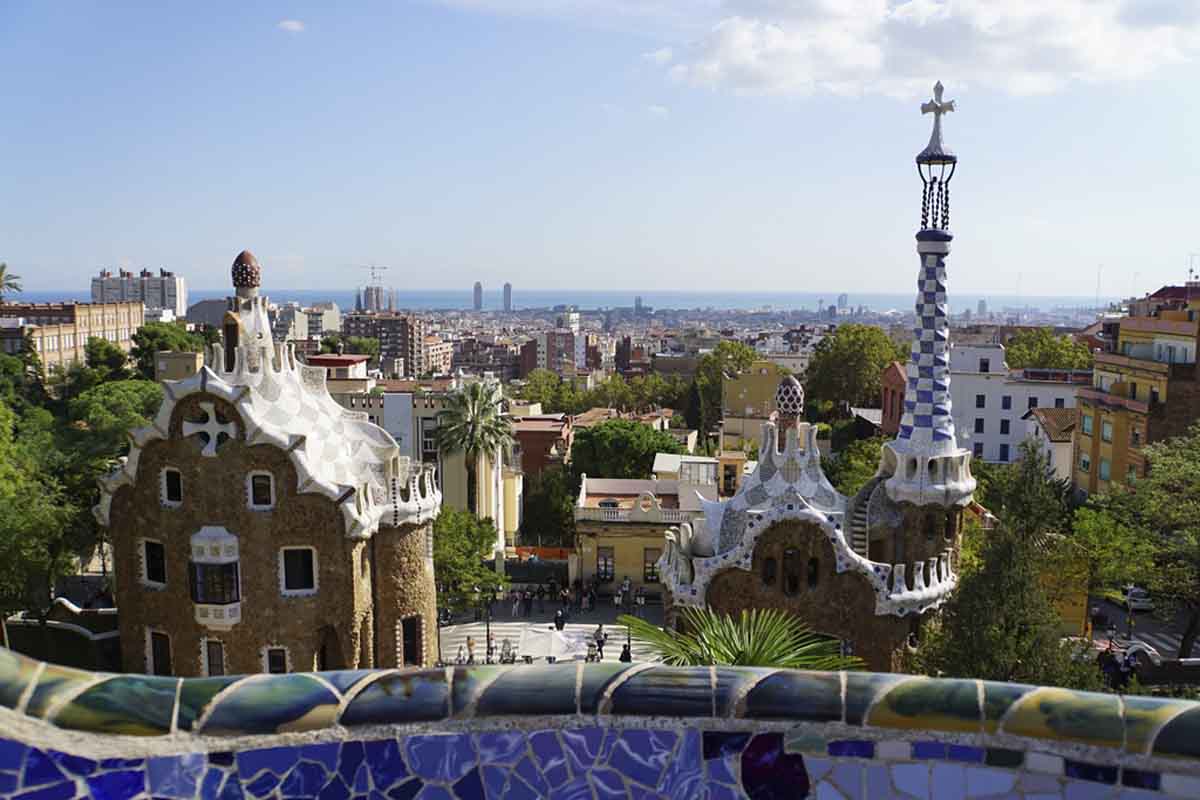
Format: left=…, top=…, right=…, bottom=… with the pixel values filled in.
left=1069, top=507, right=1151, bottom=603
left=620, top=607, right=863, bottom=670
left=130, top=322, right=206, bottom=380
left=571, top=418, right=683, bottom=479
left=822, top=436, right=886, bottom=497
left=68, top=380, right=164, bottom=461
left=432, top=508, right=506, bottom=612
left=519, top=368, right=561, bottom=411
left=0, top=263, right=21, bottom=302
left=84, top=337, right=132, bottom=382
left=436, top=381, right=514, bottom=515
left=804, top=324, right=908, bottom=412
left=976, top=440, right=1073, bottom=541
left=319, top=333, right=381, bottom=364
left=520, top=465, right=576, bottom=547
left=1005, top=328, right=1093, bottom=370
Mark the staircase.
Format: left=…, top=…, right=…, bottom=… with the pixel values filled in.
left=849, top=504, right=869, bottom=558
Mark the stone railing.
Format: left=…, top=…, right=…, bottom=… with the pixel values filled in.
left=1, top=647, right=1199, bottom=798
left=575, top=507, right=693, bottom=524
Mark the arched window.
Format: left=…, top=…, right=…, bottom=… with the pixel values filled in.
left=783, top=549, right=801, bottom=596
left=807, top=557, right=819, bottom=589
left=762, top=557, right=777, bottom=587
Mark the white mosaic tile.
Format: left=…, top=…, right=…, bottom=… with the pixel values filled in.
left=1025, top=752, right=1064, bottom=775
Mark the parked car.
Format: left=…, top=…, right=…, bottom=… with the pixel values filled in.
left=1123, top=585, right=1155, bottom=612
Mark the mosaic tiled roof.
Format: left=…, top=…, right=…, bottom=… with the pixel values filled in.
left=775, top=375, right=804, bottom=417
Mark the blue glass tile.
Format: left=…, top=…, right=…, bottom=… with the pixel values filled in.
left=562, top=728, right=604, bottom=773
left=609, top=730, right=675, bottom=788
left=199, top=767, right=225, bottom=800
left=209, top=752, right=235, bottom=767
left=481, top=766, right=507, bottom=799
left=590, top=768, right=626, bottom=800
left=453, top=768, right=484, bottom=800
left=216, top=772, right=245, bottom=800
left=947, top=745, right=984, bottom=763
left=353, top=763, right=370, bottom=793
left=280, top=761, right=330, bottom=797
left=149, top=753, right=204, bottom=799
left=364, top=740, right=408, bottom=789
left=1122, top=768, right=1160, bottom=790
left=499, top=774, right=540, bottom=800
left=865, top=765, right=888, bottom=799
left=202, top=675, right=339, bottom=735
left=339, top=741, right=365, bottom=785
left=833, top=763, right=863, bottom=800
left=531, top=731, right=569, bottom=787
left=827, top=740, right=875, bottom=758
left=659, top=728, right=701, bottom=797
left=245, top=772, right=279, bottom=799
left=892, top=763, right=928, bottom=798
left=315, top=775, right=350, bottom=800
left=0, top=773, right=14, bottom=795
left=48, top=751, right=96, bottom=776
left=388, top=778, right=422, bottom=800
left=14, top=781, right=75, bottom=800
left=300, top=743, right=340, bottom=772
left=341, top=671, right=449, bottom=727
left=547, top=776, right=594, bottom=800
left=704, top=732, right=751, bottom=760
left=405, top=734, right=475, bottom=782
left=474, top=732, right=525, bottom=766
left=706, top=755, right=738, bottom=785
left=912, top=741, right=946, bottom=759
left=100, top=758, right=144, bottom=769
left=514, top=757, right=549, bottom=796
left=741, top=733, right=809, bottom=800
left=916, top=390, right=933, bottom=403
left=318, top=669, right=376, bottom=695
left=22, top=749, right=67, bottom=788
left=413, top=785, right=453, bottom=800
left=0, top=738, right=26, bottom=771
left=238, top=746, right=299, bottom=780
left=1064, top=760, right=1117, bottom=784
left=914, top=414, right=933, bottom=427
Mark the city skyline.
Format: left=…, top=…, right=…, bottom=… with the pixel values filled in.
left=3, top=3, right=1199, bottom=297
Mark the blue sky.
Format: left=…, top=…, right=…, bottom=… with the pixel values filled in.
left=2, top=1, right=1199, bottom=296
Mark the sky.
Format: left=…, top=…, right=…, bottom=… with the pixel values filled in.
left=2, top=1, right=1199, bottom=296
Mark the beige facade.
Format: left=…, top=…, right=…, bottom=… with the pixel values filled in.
left=720, top=360, right=784, bottom=450
left=0, top=301, right=145, bottom=373
left=154, top=351, right=203, bottom=382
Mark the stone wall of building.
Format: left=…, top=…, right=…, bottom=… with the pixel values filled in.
left=1, top=649, right=1199, bottom=799
left=109, top=393, right=372, bottom=676
left=371, top=522, right=438, bottom=668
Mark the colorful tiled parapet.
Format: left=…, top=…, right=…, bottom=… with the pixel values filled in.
left=3, top=648, right=1200, bottom=798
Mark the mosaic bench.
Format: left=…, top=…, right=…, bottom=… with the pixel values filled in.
left=2, top=648, right=1199, bottom=799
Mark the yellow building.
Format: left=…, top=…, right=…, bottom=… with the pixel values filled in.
left=720, top=360, right=785, bottom=451
left=1074, top=286, right=1200, bottom=497
left=574, top=476, right=716, bottom=596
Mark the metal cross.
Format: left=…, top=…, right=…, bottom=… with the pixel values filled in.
left=920, top=81, right=954, bottom=145
left=183, top=401, right=237, bottom=457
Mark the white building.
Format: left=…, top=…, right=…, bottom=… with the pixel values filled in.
left=92, top=268, right=188, bottom=317
left=949, top=344, right=1090, bottom=463
left=1024, top=407, right=1077, bottom=480
left=651, top=453, right=719, bottom=485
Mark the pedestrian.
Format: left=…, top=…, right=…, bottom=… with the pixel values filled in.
left=456, top=645, right=465, bottom=665
left=619, top=643, right=632, bottom=663
left=466, top=636, right=476, bottom=664
left=554, top=609, right=565, bottom=631
left=614, top=588, right=622, bottom=609
left=524, top=590, right=533, bottom=617
left=594, top=624, right=607, bottom=660
left=537, top=584, right=546, bottom=613
left=511, top=591, right=521, bottom=618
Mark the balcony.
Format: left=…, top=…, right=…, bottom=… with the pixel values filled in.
left=575, top=506, right=693, bottom=524
left=1077, top=386, right=1149, bottom=414
left=1119, top=315, right=1200, bottom=338
left=1095, top=351, right=1195, bottom=380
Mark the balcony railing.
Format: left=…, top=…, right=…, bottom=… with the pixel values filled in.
left=575, top=507, right=694, bottom=523
left=1095, top=351, right=1195, bottom=379
left=1077, top=386, right=1149, bottom=414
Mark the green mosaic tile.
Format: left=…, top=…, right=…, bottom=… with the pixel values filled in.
left=580, top=663, right=638, bottom=714
left=981, top=681, right=1037, bottom=734
left=451, top=665, right=507, bottom=716
left=473, top=665, right=577, bottom=717
left=25, top=661, right=102, bottom=719
left=608, top=666, right=714, bottom=717
left=1123, top=695, right=1196, bottom=755
left=0, top=648, right=39, bottom=710
left=200, top=674, right=339, bottom=735
left=53, top=675, right=176, bottom=736
left=714, top=666, right=774, bottom=718
left=340, top=668, right=449, bottom=727
left=844, top=672, right=910, bottom=726
left=176, top=675, right=241, bottom=732
left=1000, top=687, right=1123, bottom=749
left=1151, top=705, right=1200, bottom=760
left=784, top=728, right=830, bottom=755
left=742, top=670, right=841, bottom=722
left=865, top=677, right=981, bottom=733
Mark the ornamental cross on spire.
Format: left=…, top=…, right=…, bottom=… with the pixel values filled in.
left=921, top=81, right=954, bottom=123
left=917, top=80, right=956, bottom=164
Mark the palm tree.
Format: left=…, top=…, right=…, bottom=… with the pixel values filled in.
left=0, top=263, right=21, bottom=303
left=619, top=607, right=864, bottom=670
left=435, top=380, right=514, bottom=516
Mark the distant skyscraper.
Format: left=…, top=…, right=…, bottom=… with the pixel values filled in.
left=837, top=293, right=849, bottom=309
left=977, top=299, right=987, bottom=316
left=473, top=281, right=483, bottom=311
left=503, top=282, right=512, bottom=312
left=634, top=296, right=643, bottom=315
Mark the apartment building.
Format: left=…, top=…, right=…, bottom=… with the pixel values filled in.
left=0, top=301, right=145, bottom=373
left=342, top=313, right=425, bottom=378
left=950, top=344, right=1090, bottom=463
left=518, top=330, right=575, bottom=377
left=1074, top=285, right=1200, bottom=496
left=421, top=336, right=454, bottom=376
left=720, top=360, right=785, bottom=451
left=92, top=268, right=188, bottom=317
left=272, top=302, right=340, bottom=343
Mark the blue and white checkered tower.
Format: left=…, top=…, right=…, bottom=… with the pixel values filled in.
left=881, top=82, right=976, bottom=507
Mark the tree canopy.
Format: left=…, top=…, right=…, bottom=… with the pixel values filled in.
left=804, top=324, right=908, bottom=412
left=436, top=381, right=513, bottom=515
left=571, top=418, right=683, bottom=480
left=130, top=322, right=206, bottom=380
left=519, top=465, right=576, bottom=547
left=822, top=436, right=886, bottom=497
left=320, top=333, right=381, bottom=364
left=431, top=508, right=506, bottom=612
left=515, top=369, right=687, bottom=416
left=0, top=263, right=21, bottom=301
left=1005, top=328, right=1093, bottom=370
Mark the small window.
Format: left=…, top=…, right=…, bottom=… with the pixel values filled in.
left=973, top=418, right=984, bottom=434
left=248, top=472, right=275, bottom=509
left=999, top=444, right=1010, bottom=462
left=205, top=640, right=225, bottom=677
left=972, top=442, right=983, bottom=458
left=190, top=562, right=240, bottom=605
left=149, top=630, right=172, bottom=676
left=143, top=540, right=167, bottom=586
left=401, top=617, right=421, bottom=666
left=974, top=394, right=985, bottom=409
left=281, top=548, right=317, bottom=595
left=783, top=549, right=801, bottom=597
left=979, top=358, right=990, bottom=373
left=598, top=499, right=619, bottom=509
left=762, top=557, right=777, bottom=586
left=1079, top=453, right=1091, bottom=473
left=266, top=647, right=288, bottom=674
left=806, top=558, right=819, bottom=589
left=1001, top=395, right=1012, bottom=410
left=1099, top=459, right=1111, bottom=481
left=1082, top=414, right=1094, bottom=435
left=596, top=547, right=615, bottom=583
left=1101, top=421, right=1113, bottom=443
left=1055, top=398, right=1066, bottom=409
left=643, top=548, right=661, bottom=583
left=1129, top=382, right=1138, bottom=401
left=999, top=419, right=1010, bottom=435
left=1028, top=396, right=1039, bottom=409
left=162, top=468, right=182, bottom=506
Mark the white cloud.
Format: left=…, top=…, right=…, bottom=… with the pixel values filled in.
left=644, top=47, right=673, bottom=65
left=647, top=104, right=669, bottom=116
left=662, top=0, right=1200, bottom=96
left=278, top=19, right=306, bottom=33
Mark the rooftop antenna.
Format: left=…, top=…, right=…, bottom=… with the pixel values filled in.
left=1095, top=264, right=1102, bottom=311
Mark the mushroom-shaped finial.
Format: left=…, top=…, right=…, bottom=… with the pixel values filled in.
left=231, top=250, right=261, bottom=289
left=775, top=374, right=805, bottom=418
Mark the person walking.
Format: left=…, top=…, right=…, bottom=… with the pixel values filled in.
left=537, top=584, right=546, bottom=614
left=594, top=624, right=607, bottom=661
left=554, top=609, right=565, bottom=631
left=466, top=636, right=476, bottom=664
left=511, top=591, right=521, bottom=618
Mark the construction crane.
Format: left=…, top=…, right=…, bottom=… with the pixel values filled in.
left=360, top=265, right=390, bottom=284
